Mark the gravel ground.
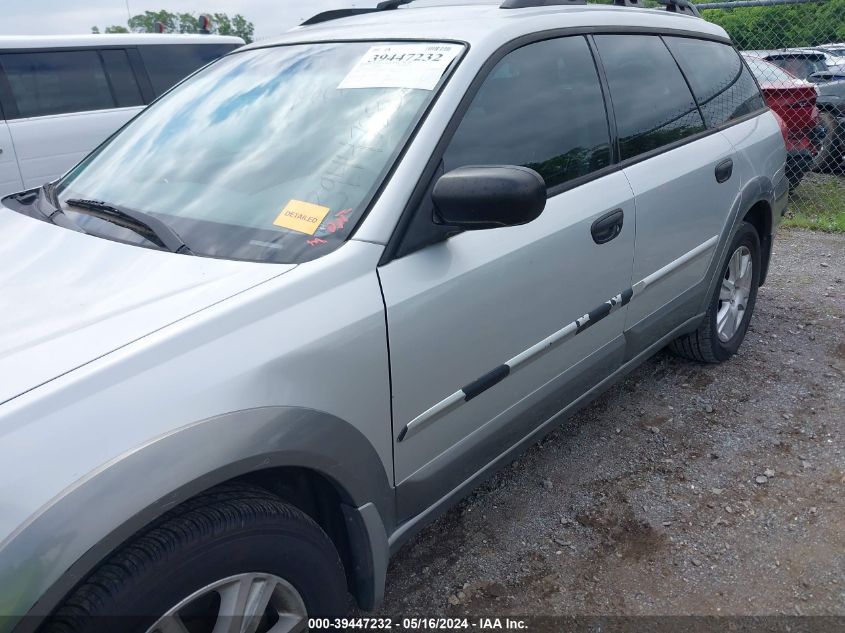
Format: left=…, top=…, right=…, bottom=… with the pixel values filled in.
left=377, top=228, right=845, bottom=618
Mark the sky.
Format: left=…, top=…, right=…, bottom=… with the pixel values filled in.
left=1, top=0, right=374, bottom=41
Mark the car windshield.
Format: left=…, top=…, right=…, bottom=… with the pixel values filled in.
left=745, top=57, right=799, bottom=83
left=769, top=55, right=825, bottom=78
left=56, top=41, right=464, bottom=263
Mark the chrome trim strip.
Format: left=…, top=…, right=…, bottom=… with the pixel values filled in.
left=633, top=235, right=719, bottom=294
left=396, top=235, right=719, bottom=442
left=398, top=390, right=464, bottom=441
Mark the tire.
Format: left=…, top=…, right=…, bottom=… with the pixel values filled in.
left=812, top=110, right=841, bottom=173
left=669, top=221, right=761, bottom=364
left=43, top=484, right=348, bottom=633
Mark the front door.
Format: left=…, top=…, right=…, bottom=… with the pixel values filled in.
left=378, top=35, right=636, bottom=521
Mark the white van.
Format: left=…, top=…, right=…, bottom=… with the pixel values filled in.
left=0, top=33, right=243, bottom=197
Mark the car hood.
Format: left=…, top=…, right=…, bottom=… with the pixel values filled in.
left=0, top=208, right=294, bottom=405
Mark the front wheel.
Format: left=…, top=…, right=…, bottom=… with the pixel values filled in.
left=669, top=221, right=761, bottom=363
left=44, top=484, right=348, bottom=633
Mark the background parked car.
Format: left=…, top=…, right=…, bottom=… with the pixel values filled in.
left=745, top=48, right=845, bottom=172
left=804, top=46, right=845, bottom=69
left=814, top=42, right=845, bottom=60
left=743, top=54, right=821, bottom=188
left=0, top=33, right=243, bottom=197
left=745, top=49, right=830, bottom=79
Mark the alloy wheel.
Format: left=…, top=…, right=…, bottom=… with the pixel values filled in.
left=145, top=573, right=307, bottom=633
left=716, top=245, right=753, bottom=343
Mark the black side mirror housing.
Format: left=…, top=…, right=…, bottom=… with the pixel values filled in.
left=432, top=165, right=546, bottom=230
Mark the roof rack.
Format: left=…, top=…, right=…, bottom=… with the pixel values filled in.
left=655, top=0, right=702, bottom=17
left=302, top=0, right=701, bottom=26
left=500, top=0, right=585, bottom=6
left=301, top=0, right=413, bottom=26
left=500, top=0, right=701, bottom=17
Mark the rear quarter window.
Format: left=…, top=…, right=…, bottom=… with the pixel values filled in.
left=139, top=44, right=240, bottom=96
left=664, top=37, right=766, bottom=128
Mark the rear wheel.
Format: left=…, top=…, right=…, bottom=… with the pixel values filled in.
left=44, top=484, right=348, bottom=633
left=669, top=221, right=761, bottom=363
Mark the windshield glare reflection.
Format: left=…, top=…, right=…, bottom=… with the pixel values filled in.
left=57, top=41, right=459, bottom=263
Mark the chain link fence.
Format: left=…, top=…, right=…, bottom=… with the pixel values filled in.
left=700, top=0, right=845, bottom=230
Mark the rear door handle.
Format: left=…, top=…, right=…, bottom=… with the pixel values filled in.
left=715, top=158, right=734, bottom=183
left=591, top=208, right=624, bottom=244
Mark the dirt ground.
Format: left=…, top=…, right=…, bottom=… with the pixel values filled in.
left=376, top=228, right=845, bottom=618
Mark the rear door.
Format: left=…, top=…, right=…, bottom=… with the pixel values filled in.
left=0, top=48, right=145, bottom=189
left=380, top=35, right=636, bottom=521
left=665, top=37, right=782, bottom=251
left=593, top=34, right=744, bottom=356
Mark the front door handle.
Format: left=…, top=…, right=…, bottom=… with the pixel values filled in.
left=591, top=208, right=624, bottom=244
left=715, top=158, right=734, bottom=183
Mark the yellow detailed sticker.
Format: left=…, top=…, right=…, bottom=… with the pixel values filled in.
left=273, top=199, right=331, bottom=235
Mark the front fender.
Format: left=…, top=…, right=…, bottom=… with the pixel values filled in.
left=0, top=406, right=393, bottom=632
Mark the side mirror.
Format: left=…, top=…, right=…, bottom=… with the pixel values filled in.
left=432, top=165, right=546, bottom=230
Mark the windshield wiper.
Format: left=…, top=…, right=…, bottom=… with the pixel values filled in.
left=65, top=199, right=193, bottom=254
left=32, top=183, right=87, bottom=234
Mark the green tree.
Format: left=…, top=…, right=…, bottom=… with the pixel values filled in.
left=177, top=12, right=200, bottom=33
left=217, top=13, right=254, bottom=43
left=118, top=9, right=254, bottom=42
left=213, top=12, right=232, bottom=35
left=128, top=10, right=180, bottom=33
left=702, top=0, right=845, bottom=50
left=93, top=24, right=130, bottom=34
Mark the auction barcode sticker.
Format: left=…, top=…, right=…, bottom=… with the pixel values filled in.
left=338, top=43, right=463, bottom=91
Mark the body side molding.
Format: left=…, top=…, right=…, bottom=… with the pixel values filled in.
left=390, top=311, right=705, bottom=552
left=397, top=235, right=717, bottom=442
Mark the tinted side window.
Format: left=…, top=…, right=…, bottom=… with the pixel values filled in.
left=139, top=44, right=238, bottom=96
left=0, top=50, right=115, bottom=118
left=594, top=35, right=705, bottom=161
left=664, top=37, right=765, bottom=127
left=100, top=49, right=144, bottom=108
left=443, top=36, right=611, bottom=190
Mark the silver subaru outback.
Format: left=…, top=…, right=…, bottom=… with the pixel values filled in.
left=0, top=0, right=787, bottom=631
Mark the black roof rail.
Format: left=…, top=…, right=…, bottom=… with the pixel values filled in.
left=500, top=0, right=700, bottom=17
left=656, top=0, right=702, bottom=16
left=501, top=0, right=584, bottom=7
left=301, top=0, right=413, bottom=26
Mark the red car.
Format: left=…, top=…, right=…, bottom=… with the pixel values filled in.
left=744, top=55, right=823, bottom=188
